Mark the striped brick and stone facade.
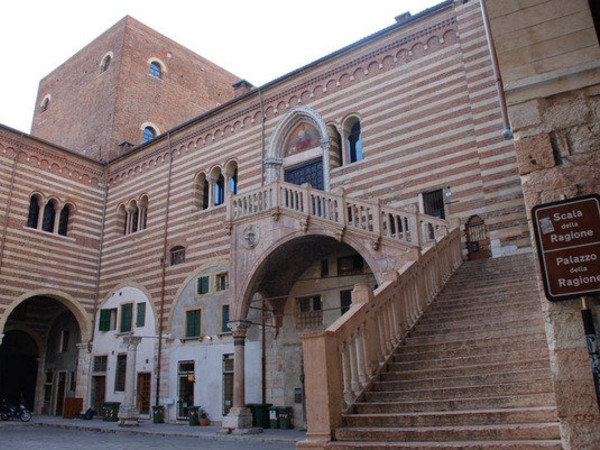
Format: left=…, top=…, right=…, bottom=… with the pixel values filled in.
left=2, top=0, right=593, bottom=446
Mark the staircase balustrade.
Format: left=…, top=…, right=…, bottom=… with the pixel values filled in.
left=227, top=181, right=449, bottom=247
left=298, top=227, right=462, bottom=448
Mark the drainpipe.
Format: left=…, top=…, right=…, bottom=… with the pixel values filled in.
left=258, top=88, right=266, bottom=186
left=479, top=0, right=512, bottom=139
left=156, top=133, right=174, bottom=407
left=91, top=165, right=109, bottom=345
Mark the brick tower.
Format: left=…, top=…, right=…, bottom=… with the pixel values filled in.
left=30, top=16, right=240, bottom=162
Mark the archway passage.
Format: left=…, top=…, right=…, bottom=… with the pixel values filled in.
left=0, top=330, right=38, bottom=408
left=1, top=296, right=82, bottom=414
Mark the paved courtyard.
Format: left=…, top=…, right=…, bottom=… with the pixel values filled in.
left=0, top=416, right=302, bottom=450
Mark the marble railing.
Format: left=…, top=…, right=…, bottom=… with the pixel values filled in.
left=297, top=227, right=462, bottom=448
left=227, top=181, right=449, bottom=247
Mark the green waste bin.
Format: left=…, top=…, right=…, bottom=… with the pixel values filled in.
left=187, top=406, right=199, bottom=426
left=268, top=406, right=279, bottom=429
left=278, top=407, right=293, bottom=429
left=152, top=405, right=164, bottom=424
left=102, top=402, right=120, bottom=422
left=246, top=403, right=272, bottom=428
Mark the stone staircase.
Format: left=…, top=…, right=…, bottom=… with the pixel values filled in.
left=330, top=253, right=562, bottom=449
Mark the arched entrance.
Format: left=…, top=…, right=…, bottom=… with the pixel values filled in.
left=0, top=296, right=84, bottom=414
left=465, top=215, right=490, bottom=260
left=0, top=330, right=38, bottom=408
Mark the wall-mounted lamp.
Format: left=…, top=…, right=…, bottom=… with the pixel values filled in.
left=187, top=375, right=195, bottom=383
left=205, top=335, right=213, bottom=341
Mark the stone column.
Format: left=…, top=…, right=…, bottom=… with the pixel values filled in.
left=222, top=320, right=253, bottom=431
left=118, top=336, right=142, bottom=426
left=75, top=342, right=92, bottom=414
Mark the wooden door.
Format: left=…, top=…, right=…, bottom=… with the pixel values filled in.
left=137, top=373, right=151, bottom=415
left=92, top=376, right=105, bottom=415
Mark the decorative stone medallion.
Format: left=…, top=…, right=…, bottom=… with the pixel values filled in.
left=243, top=225, right=259, bottom=249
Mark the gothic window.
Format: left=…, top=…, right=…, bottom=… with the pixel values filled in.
left=42, top=199, right=57, bottom=233
left=100, top=54, right=111, bottom=72
left=347, top=120, right=362, bottom=163
left=58, top=205, right=70, bottom=236
left=26, top=195, right=41, bottom=228
left=230, top=168, right=238, bottom=195
left=40, top=95, right=50, bottom=112
left=214, top=174, right=225, bottom=206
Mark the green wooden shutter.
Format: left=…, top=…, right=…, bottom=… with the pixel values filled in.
left=186, top=310, right=201, bottom=338
left=197, top=276, right=209, bottom=294
left=120, top=303, right=133, bottom=333
left=136, top=303, right=146, bottom=328
left=99, top=309, right=111, bottom=331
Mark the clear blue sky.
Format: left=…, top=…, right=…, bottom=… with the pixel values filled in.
left=1, top=0, right=441, bottom=133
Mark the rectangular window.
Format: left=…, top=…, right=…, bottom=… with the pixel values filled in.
left=197, top=276, right=209, bottom=295
left=136, top=303, right=146, bottom=328
left=185, top=309, right=202, bottom=338
left=221, top=304, right=230, bottom=333
left=423, top=189, right=445, bottom=219
left=93, top=356, right=108, bottom=372
left=98, top=308, right=117, bottom=331
left=340, top=289, right=352, bottom=315
left=59, top=329, right=70, bottom=352
left=120, top=303, right=133, bottom=333
left=115, top=354, right=127, bottom=392
left=69, top=371, right=76, bottom=392
left=216, top=273, right=228, bottom=291
left=321, top=259, right=329, bottom=277
left=222, top=354, right=233, bottom=415
left=295, top=295, right=323, bottom=330
left=337, top=255, right=364, bottom=276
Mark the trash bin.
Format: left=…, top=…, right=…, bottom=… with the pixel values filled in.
left=246, top=403, right=272, bottom=428
left=102, top=402, right=120, bottom=422
left=268, top=406, right=279, bottom=429
left=152, top=405, right=164, bottom=424
left=187, top=406, right=199, bottom=426
left=278, top=407, right=293, bottom=429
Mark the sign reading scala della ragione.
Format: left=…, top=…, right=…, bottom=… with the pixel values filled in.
left=532, top=194, right=600, bottom=301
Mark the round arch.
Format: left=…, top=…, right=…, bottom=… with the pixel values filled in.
left=100, top=281, right=158, bottom=335
left=1, top=289, right=91, bottom=341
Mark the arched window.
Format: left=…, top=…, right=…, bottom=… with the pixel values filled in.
left=230, top=168, right=238, bottom=195
left=27, top=195, right=41, bottom=228
left=40, top=96, right=50, bottom=112
left=42, top=200, right=57, bottom=233
left=138, top=195, right=148, bottom=231
left=143, top=126, right=156, bottom=143
left=347, top=120, right=363, bottom=163
left=130, top=203, right=139, bottom=234
left=202, top=179, right=209, bottom=209
left=149, top=61, right=161, bottom=78
left=214, top=174, right=225, bottom=206
left=58, top=205, right=70, bottom=236
left=170, top=246, right=186, bottom=266
left=101, top=54, right=111, bottom=72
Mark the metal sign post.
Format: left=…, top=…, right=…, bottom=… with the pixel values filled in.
left=532, top=194, right=600, bottom=413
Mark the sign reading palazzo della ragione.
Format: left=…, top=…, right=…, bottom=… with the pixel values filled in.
left=532, top=194, right=600, bottom=301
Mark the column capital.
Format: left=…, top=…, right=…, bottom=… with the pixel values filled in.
left=228, top=320, right=251, bottom=339
left=122, top=335, right=142, bottom=350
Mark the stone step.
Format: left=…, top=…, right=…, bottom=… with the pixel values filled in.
left=418, top=301, right=541, bottom=322
left=327, top=439, right=562, bottom=449
left=388, top=348, right=548, bottom=371
left=373, top=368, right=551, bottom=391
left=333, top=422, right=561, bottom=442
left=409, top=316, right=544, bottom=336
left=394, top=335, right=548, bottom=362
left=404, top=324, right=547, bottom=345
left=364, top=380, right=552, bottom=402
left=354, top=393, right=558, bottom=414
left=342, top=406, right=558, bottom=428
left=382, top=358, right=552, bottom=381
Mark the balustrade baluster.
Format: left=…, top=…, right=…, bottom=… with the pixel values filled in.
left=348, top=336, right=360, bottom=396
left=356, top=326, right=368, bottom=387
left=341, top=342, right=353, bottom=406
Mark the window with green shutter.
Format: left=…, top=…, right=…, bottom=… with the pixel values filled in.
left=99, top=308, right=116, bottom=331
left=197, top=276, right=209, bottom=294
left=136, top=303, right=146, bottom=328
left=120, top=303, right=133, bottom=333
left=185, top=309, right=202, bottom=338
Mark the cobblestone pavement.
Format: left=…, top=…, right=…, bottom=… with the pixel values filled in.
left=0, top=416, right=303, bottom=450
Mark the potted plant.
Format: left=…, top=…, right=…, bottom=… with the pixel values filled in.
left=199, top=409, right=209, bottom=426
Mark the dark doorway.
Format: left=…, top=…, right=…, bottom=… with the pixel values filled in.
left=284, top=158, right=324, bottom=190
left=466, top=215, right=490, bottom=260
left=92, top=376, right=106, bottom=416
left=0, top=330, right=38, bottom=409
